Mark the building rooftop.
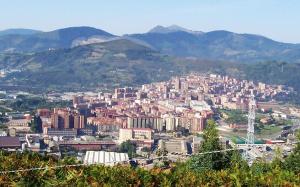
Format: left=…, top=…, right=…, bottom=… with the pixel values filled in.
left=0, top=136, right=21, bottom=148
left=83, top=151, right=129, bottom=165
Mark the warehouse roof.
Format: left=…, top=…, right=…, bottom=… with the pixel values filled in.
left=83, top=151, right=129, bottom=166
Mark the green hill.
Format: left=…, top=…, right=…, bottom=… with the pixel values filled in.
left=1, top=25, right=300, bottom=63
left=0, top=39, right=178, bottom=91
left=0, top=26, right=116, bottom=53
left=127, top=26, right=300, bottom=63
left=1, top=38, right=300, bottom=95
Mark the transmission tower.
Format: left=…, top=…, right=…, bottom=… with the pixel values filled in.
left=246, top=94, right=256, bottom=145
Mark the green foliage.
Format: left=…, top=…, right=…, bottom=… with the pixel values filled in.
left=2, top=43, right=300, bottom=100
left=29, top=115, right=43, bottom=133
left=177, top=126, right=190, bottom=136
left=156, top=141, right=168, bottom=157
left=222, top=109, right=247, bottom=124
left=284, top=132, right=300, bottom=173
left=130, top=30, right=300, bottom=63
left=141, top=147, right=151, bottom=152
left=0, top=26, right=114, bottom=53
left=188, top=119, right=230, bottom=171
left=7, top=95, right=71, bottom=112
left=118, top=140, right=137, bottom=159
left=0, top=148, right=300, bottom=186
left=0, top=39, right=179, bottom=91
left=257, top=125, right=281, bottom=136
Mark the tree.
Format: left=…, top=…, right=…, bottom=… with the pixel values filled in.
left=119, top=140, right=137, bottom=159
left=177, top=126, right=190, bottom=136
left=141, top=147, right=151, bottom=152
left=29, top=115, right=43, bottom=133
left=188, top=119, right=229, bottom=171
left=284, top=131, right=300, bottom=173
left=1, top=149, right=300, bottom=186
left=156, top=141, right=168, bottom=157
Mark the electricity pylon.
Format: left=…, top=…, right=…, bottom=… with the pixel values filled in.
left=246, top=94, right=256, bottom=145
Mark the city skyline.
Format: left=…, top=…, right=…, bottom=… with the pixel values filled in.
left=1, top=0, right=300, bottom=43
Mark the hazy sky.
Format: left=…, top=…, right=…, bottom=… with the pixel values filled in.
left=1, top=0, right=299, bottom=43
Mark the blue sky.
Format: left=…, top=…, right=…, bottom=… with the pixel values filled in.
left=1, top=0, right=299, bottom=43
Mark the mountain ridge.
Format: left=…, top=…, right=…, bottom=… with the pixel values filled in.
left=148, top=25, right=204, bottom=35
left=1, top=38, right=300, bottom=96
left=127, top=27, right=300, bottom=63
left=0, top=28, right=42, bottom=36
left=0, top=26, right=117, bottom=53
left=0, top=25, right=300, bottom=63
left=0, top=39, right=175, bottom=90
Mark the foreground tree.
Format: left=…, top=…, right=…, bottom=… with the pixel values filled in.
left=0, top=150, right=300, bottom=186
left=188, top=119, right=230, bottom=171
left=284, top=131, right=300, bottom=173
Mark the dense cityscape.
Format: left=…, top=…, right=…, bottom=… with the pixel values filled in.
left=1, top=73, right=299, bottom=166
left=1, top=1, right=300, bottom=186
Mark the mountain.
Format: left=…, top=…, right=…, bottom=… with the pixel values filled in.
left=1, top=25, right=300, bottom=63
left=148, top=25, right=203, bottom=34
left=1, top=25, right=300, bottom=94
left=0, top=26, right=116, bottom=53
left=1, top=38, right=300, bottom=95
left=0, top=39, right=179, bottom=91
left=0, top=28, right=42, bottom=36
left=127, top=26, right=300, bottom=63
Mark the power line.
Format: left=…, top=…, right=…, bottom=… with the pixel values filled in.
left=0, top=164, right=86, bottom=174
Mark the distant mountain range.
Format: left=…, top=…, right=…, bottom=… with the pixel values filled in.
left=0, top=25, right=300, bottom=63
left=1, top=38, right=300, bottom=94
left=127, top=25, right=300, bottom=63
left=1, top=25, right=300, bottom=93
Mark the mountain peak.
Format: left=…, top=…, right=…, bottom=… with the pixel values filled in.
left=148, top=25, right=203, bottom=34
left=46, top=26, right=116, bottom=37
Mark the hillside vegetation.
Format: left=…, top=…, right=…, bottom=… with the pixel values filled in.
left=0, top=39, right=176, bottom=91
left=1, top=26, right=300, bottom=63
left=128, top=26, right=300, bottom=63
left=1, top=38, right=300, bottom=96
left=0, top=26, right=115, bottom=53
